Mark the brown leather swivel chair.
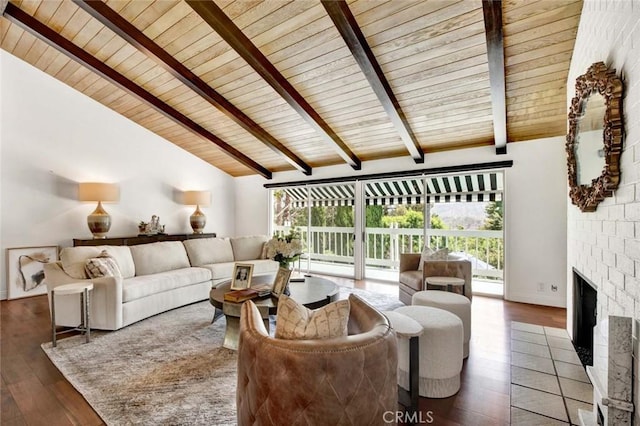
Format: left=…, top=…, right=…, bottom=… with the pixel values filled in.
left=237, top=294, right=398, bottom=425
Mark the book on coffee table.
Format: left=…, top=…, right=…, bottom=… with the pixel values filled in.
left=250, top=284, right=272, bottom=297
left=224, top=288, right=259, bottom=303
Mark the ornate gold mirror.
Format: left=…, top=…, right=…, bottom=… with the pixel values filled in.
left=566, top=62, right=623, bottom=212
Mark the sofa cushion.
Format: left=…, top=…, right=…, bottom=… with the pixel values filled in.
left=399, top=270, right=423, bottom=291
left=60, top=245, right=134, bottom=279
left=203, top=262, right=236, bottom=281
left=102, top=246, right=136, bottom=278
left=60, top=246, right=102, bottom=279
left=122, top=267, right=211, bottom=303
left=248, top=259, right=279, bottom=275
left=275, top=294, right=350, bottom=340
left=130, top=241, right=190, bottom=276
left=230, top=235, right=269, bottom=261
left=183, top=237, right=234, bottom=266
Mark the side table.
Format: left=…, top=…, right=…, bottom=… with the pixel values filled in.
left=51, top=282, right=93, bottom=347
left=425, top=275, right=465, bottom=295
left=384, top=310, right=423, bottom=421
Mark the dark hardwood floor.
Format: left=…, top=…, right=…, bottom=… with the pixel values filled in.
left=1, top=279, right=566, bottom=426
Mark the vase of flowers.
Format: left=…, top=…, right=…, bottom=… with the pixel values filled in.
left=265, top=228, right=303, bottom=269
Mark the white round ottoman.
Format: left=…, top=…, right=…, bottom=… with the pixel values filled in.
left=394, top=305, right=463, bottom=398
left=412, top=290, right=471, bottom=358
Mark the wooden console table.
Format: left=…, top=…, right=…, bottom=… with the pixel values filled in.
left=73, top=233, right=217, bottom=246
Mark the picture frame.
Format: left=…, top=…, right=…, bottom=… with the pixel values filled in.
left=271, top=267, right=292, bottom=298
left=231, top=263, right=254, bottom=290
left=6, top=246, right=58, bottom=300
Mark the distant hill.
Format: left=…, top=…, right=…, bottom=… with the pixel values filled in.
left=432, top=202, right=488, bottom=230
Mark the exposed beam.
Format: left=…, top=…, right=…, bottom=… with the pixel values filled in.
left=3, top=3, right=272, bottom=179
left=74, top=0, right=311, bottom=176
left=321, top=0, right=424, bottom=164
left=186, top=0, right=362, bottom=170
left=482, top=0, right=508, bottom=155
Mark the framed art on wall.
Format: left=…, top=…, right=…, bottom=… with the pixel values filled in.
left=6, top=246, right=58, bottom=299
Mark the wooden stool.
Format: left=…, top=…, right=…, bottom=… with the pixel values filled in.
left=51, top=282, right=93, bottom=348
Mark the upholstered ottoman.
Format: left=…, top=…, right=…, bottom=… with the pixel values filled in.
left=394, top=305, right=463, bottom=398
left=412, top=290, right=471, bottom=358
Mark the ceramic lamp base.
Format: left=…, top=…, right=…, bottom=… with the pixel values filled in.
left=87, top=202, right=111, bottom=239
left=190, top=205, right=206, bottom=234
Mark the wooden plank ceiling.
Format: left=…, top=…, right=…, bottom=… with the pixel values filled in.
left=1, top=0, right=582, bottom=178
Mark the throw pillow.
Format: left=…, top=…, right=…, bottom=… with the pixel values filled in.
left=417, top=245, right=433, bottom=271
left=275, top=295, right=350, bottom=340
left=85, top=250, right=122, bottom=279
left=418, top=246, right=450, bottom=270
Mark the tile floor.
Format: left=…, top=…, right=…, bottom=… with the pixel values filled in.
left=510, top=322, right=593, bottom=425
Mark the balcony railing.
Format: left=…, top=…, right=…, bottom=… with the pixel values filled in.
left=274, top=226, right=503, bottom=282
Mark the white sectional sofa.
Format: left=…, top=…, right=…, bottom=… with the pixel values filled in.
left=44, top=236, right=278, bottom=330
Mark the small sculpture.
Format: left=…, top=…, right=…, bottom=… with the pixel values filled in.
left=138, top=215, right=166, bottom=235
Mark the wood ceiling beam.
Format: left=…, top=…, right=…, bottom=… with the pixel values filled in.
left=2, top=3, right=272, bottom=179
left=482, top=0, right=508, bottom=155
left=74, top=0, right=312, bottom=176
left=321, top=0, right=424, bottom=164
left=186, top=0, right=362, bottom=170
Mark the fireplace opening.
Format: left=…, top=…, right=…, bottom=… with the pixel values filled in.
left=572, top=268, right=597, bottom=366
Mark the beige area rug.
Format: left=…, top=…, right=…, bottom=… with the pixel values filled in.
left=42, top=286, right=403, bottom=426
left=510, top=321, right=594, bottom=425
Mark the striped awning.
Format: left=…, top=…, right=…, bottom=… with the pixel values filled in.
left=282, top=184, right=355, bottom=207
left=279, top=172, right=503, bottom=207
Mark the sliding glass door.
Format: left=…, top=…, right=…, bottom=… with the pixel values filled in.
left=363, top=178, right=425, bottom=281
left=269, top=170, right=505, bottom=295
left=271, top=184, right=356, bottom=278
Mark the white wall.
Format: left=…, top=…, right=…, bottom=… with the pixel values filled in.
left=566, top=1, right=640, bottom=422
left=236, top=136, right=568, bottom=307
left=0, top=51, right=236, bottom=299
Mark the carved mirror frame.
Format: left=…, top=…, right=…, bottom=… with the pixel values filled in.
left=566, top=61, right=623, bottom=212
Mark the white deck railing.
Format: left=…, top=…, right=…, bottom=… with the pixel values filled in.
left=274, top=226, right=503, bottom=282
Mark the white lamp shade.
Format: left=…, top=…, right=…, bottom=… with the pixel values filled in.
left=78, top=183, right=120, bottom=202
left=183, top=190, right=211, bottom=206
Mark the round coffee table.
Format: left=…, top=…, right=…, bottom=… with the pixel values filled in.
left=209, top=275, right=339, bottom=349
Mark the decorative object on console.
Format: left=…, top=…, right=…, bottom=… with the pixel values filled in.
left=183, top=190, right=210, bottom=234
left=6, top=245, right=58, bottom=299
left=566, top=62, right=623, bottom=212
left=138, top=215, right=165, bottom=236
left=265, top=228, right=303, bottom=268
left=78, top=182, right=120, bottom=239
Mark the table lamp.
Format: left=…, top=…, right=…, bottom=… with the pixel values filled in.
left=183, top=190, right=211, bottom=234
left=78, top=182, right=120, bottom=239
